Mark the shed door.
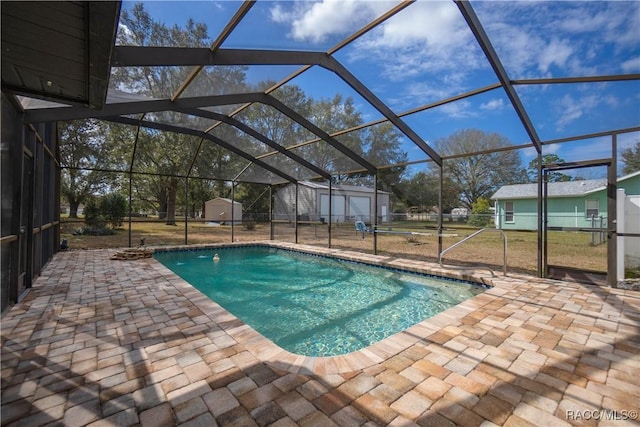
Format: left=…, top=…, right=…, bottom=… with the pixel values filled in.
left=349, top=196, right=370, bottom=223
left=320, top=195, right=346, bottom=223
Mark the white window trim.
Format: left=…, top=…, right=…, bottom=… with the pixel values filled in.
left=585, top=199, right=599, bottom=219
left=505, top=201, right=515, bottom=223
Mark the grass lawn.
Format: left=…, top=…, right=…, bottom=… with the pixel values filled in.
left=60, top=218, right=609, bottom=275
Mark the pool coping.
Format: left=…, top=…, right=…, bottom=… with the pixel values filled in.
left=148, top=241, right=518, bottom=376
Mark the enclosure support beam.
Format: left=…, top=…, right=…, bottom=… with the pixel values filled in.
left=543, top=170, right=549, bottom=277
left=128, top=172, right=133, bottom=248
left=607, top=135, right=617, bottom=286
left=171, top=0, right=256, bottom=101
left=128, top=124, right=142, bottom=248
left=438, top=165, right=443, bottom=258
left=102, top=115, right=298, bottom=184
left=184, top=178, right=189, bottom=245
left=179, top=107, right=331, bottom=180
left=537, top=152, right=543, bottom=277
left=325, top=58, right=442, bottom=166
left=269, top=185, right=274, bottom=241
left=231, top=182, right=236, bottom=243
left=328, top=180, right=333, bottom=249
left=373, top=173, right=378, bottom=255
left=294, top=184, right=299, bottom=244
left=262, top=94, right=377, bottom=174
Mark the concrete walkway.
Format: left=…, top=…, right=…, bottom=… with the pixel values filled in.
left=2, top=243, right=639, bottom=426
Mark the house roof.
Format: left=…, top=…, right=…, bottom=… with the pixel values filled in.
left=491, top=171, right=640, bottom=200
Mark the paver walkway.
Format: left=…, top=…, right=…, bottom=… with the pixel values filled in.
left=2, top=243, right=639, bottom=427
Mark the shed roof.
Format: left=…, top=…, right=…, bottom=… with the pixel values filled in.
left=206, top=198, right=242, bottom=205
left=297, top=181, right=390, bottom=195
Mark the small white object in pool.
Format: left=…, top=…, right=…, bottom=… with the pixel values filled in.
left=213, top=254, right=220, bottom=262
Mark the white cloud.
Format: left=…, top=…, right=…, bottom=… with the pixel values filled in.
left=364, top=1, right=466, bottom=48
left=621, top=56, right=640, bottom=73
left=270, top=4, right=290, bottom=24
left=270, top=0, right=385, bottom=44
left=480, top=98, right=504, bottom=111
left=439, top=99, right=475, bottom=119
left=477, top=1, right=640, bottom=77
left=555, top=94, right=600, bottom=130
left=537, top=38, right=573, bottom=74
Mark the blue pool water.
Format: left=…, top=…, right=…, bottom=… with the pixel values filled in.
left=154, top=246, right=486, bottom=357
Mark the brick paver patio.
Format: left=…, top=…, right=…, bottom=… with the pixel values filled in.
left=2, top=243, right=639, bottom=426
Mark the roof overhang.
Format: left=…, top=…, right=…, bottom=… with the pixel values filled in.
left=1, top=1, right=121, bottom=109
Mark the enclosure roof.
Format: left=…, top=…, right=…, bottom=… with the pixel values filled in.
left=2, top=0, right=639, bottom=185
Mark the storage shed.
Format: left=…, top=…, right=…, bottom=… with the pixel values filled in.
left=273, top=181, right=390, bottom=224
left=204, top=198, right=242, bottom=224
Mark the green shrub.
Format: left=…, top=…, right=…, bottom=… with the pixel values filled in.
left=83, top=198, right=105, bottom=227
left=100, top=193, right=127, bottom=229
left=243, top=221, right=256, bottom=231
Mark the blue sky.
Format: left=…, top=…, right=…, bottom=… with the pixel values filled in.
left=120, top=0, right=640, bottom=177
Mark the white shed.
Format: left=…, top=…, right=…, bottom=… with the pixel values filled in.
left=273, top=181, right=390, bottom=224
left=204, top=198, right=242, bottom=224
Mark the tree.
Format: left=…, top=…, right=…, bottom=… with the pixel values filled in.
left=526, top=154, right=572, bottom=182
left=621, top=141, right=640, bottom=174
left=113, top=3, right=248, bottom=224
left=436, top=129, right=526, bottom=209
left=59, top=120, right=115, bottom=217
left=468, top=197, right=492, bottom=227
left=363, top=123, right=408, bottom=193
left=398, top=170, right=459, bottom=213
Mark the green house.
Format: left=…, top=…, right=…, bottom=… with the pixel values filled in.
left=491, top=171, right=640, bottom=230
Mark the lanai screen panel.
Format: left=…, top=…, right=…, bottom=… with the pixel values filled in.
left=258, top=153, right=323, bottom=182
left=132, top=129, right=201, bottom=177
left=270, top=71, right=385, bottom=128
left=206, top=123, right=322, bottom=182
left=183, top=65, right=303, bottom=98
left=217, top=1, right=400, bottom=51
left=515, top=81, right=640, bottom=143
left=332, top=1, right=498, bottom=115
left=146, top=111, right=219, bottom=133
left=190, top=140, right=255, bottom=182
left=401, top=89, right=533, bottom=152
left=110, top=66, right=197, bottom=99
left=288, top=138, right=367, bottom=176
left=116, top=1, right=238, bottom=48
left=233, top=163, right=290, bottom=185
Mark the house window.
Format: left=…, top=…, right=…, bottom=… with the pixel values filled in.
left=585, top=199, right=599, bottom=218
left=505, top=202, right=514, bottom=223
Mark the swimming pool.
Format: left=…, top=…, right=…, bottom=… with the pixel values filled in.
left=154, top=246, right=486, bottom=357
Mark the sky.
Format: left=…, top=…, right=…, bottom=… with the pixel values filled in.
left=119, top=0, right=640, bottom=177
